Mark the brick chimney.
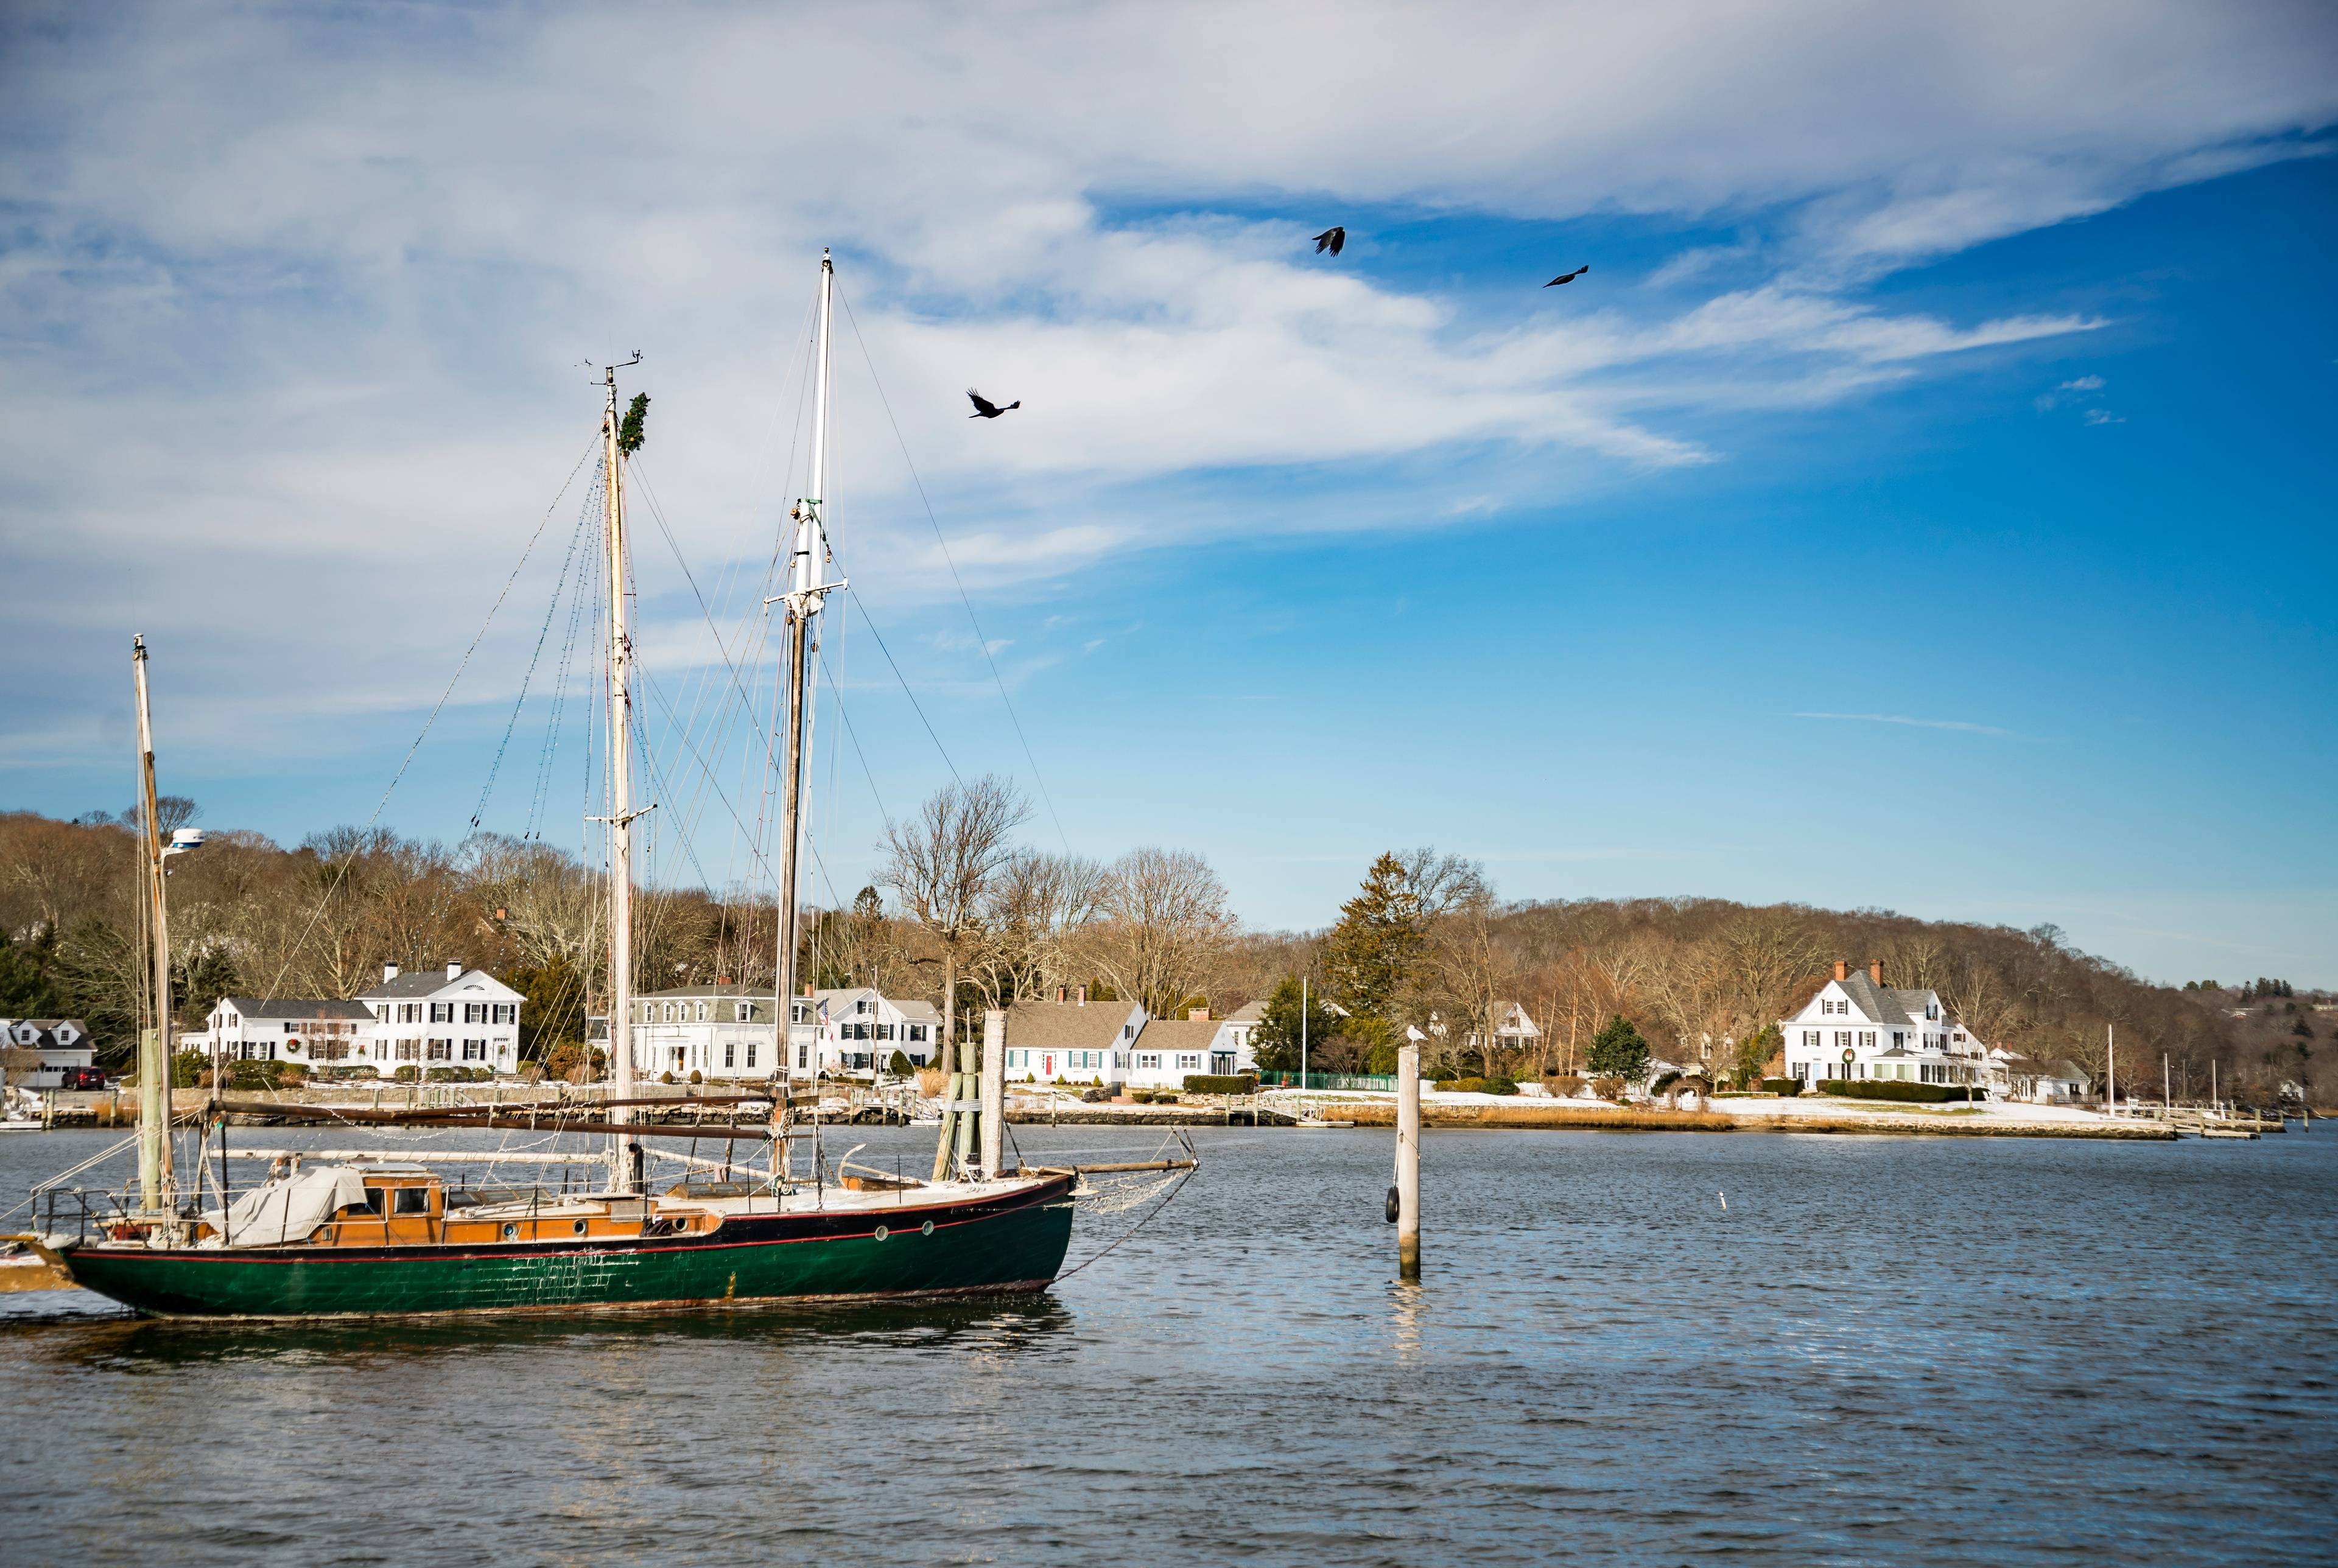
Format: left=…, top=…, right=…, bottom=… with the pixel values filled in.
left=801, top=983, right=814, bottom=998
left=1076, top=985, right=1088, bottom=1006
left=1055, top=985, right=1067, bottom=1003
left=1188, top=1007, right=1210, bottom=1022
left=1870, top=961, right=1884, bottom=985
left=1833, top=959, right=1848, bottom=981
left=384, top=963, right=399, bottom=983
left=446, top=961, right=463, bottom=981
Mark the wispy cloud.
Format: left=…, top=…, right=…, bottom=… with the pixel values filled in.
left=1791, top=712, right=2012, bottom=735
left=2059, top=375, right=2105, bottom=392
left=2083, top=408, right=2126, bottom=425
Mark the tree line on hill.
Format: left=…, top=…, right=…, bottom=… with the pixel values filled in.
left=0, top=797, right=2317, bottom=1102
left=1236, top=852, right=2315, bottom=1103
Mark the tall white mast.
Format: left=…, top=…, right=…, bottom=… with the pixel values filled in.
left=603, top=366, right=641, bottom=1192
left=131, top=635, right=175, bottom=1217
left=773, top=250, right=838, bottom=1085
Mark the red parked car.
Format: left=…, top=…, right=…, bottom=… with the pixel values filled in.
left=57, top=1067, right=109, bottom=1091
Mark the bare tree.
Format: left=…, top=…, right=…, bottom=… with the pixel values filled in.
left=1083, top=847, right=1237, bottom=1019
left=1419, top=886, right=1517, bottom=1077
left=877, top=776, right=1030, bottom=1065
left=973, top=850, right=1105, bottom=1009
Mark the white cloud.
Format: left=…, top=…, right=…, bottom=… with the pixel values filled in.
left=2060, top=375, right=2107, bottom=391
left=0, top=0, right=2329, bottom=759
left=2083, top=408, right=2126, bottom=425
left=1791, top=712, right=2013, bottom=736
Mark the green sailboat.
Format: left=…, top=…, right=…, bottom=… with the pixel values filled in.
left=40, top=250, right=1158, bottom=1320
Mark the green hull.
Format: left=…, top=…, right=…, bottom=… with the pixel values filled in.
left=63, top=1179, right=1076, bottom=1320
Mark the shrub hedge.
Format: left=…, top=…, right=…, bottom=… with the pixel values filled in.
left=1816, top=1078, right=1988, bottom=1104
left=1432, top=1076, right=1516, bottom=1094
left=1182, top=1074, right=1258, bottom=1095
left=1761, top=1077, right=1801, bottom=1096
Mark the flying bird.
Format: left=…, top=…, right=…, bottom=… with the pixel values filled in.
left=1544, top=264, right=1589, bottom=287
left=1313, top=226, right=1346, bottom=256
left=966, top=388, right=1020, bottom=419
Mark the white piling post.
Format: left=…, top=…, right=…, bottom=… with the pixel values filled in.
left=980, top=1009, right=1006, bottom=1178
left=1398, top=1024, right=1422, bottom=1281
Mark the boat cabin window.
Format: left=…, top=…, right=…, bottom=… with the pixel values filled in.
left=392, top=1187, right=430, bottom=1216
left=353, top=1188, right=387, bottom=1217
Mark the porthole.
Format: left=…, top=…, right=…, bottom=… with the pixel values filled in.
left=501, top=1223, right=518, bottom=1241
left=872, top=1225, right=889, bottom=1242
left=572, top=1220, right=588, bottom=1236
left=920, top=1220, right=934, bottom=1237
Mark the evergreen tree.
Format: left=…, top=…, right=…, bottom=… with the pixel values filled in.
left=0, top=929, right=64, bottom=1018
left=1248, top=975, right=1347, bottom=1074
left=1586, top=1014, right=1651, bottom=1081
left=1320, top=852, right=1424, bottom=1025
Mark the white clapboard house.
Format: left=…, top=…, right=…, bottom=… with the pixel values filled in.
left=354, top=962, right=525, bottom=1074
left=1780, top=961, right=1987, bottom=1089
left=1002, top=988, right=1148, bottom=1087
left=201, top=998, right=379, bottom=1063
left=1, top=1018, right=99, bottom=1088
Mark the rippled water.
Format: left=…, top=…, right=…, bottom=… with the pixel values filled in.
left=3, top=1122, right=2333, bottom=1565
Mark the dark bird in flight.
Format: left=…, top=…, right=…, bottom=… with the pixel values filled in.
left=1313, top=226, right=1346, bottom=256
left=967, top=388, right=1021, bottom=419
left=1544, top=264, right=1589, bottom=287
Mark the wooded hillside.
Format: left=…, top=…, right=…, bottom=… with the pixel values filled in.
left=0, top=806, right=2315, bottom=1102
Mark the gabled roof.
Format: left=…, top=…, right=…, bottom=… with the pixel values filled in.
left=1225, top=1000, right=1268, bottom=1024
left=5, top=1018, right=91, bottom=1048
left=1003, top=998, right=1140, bottom=1051
left=1835, top=973, right=1915, bottom=1027
left=222, top=998, right=377, bottom=1021
left=1132, top=1018, right=1223, bottom=1054
left=358, top=967, right=512, bottom=999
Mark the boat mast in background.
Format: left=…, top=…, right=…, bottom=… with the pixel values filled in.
left=773, top=249, right=842, bottom=1079
left=602, top=362, right=641, bottom=1192
left=130, top=634, right=175, bottom=1217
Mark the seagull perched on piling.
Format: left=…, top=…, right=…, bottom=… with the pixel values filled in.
left=1545, top=264, right=1589, bottom=287
left=1313, top=226, right=1346, bottom=256
left=966, top=388, right=1020, bottom=419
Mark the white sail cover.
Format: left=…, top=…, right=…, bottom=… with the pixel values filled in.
left=202, top=1166, right=369, bottom=1247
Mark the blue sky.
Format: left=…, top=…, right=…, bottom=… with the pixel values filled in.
left=2, top=3, right=2333, bottom=984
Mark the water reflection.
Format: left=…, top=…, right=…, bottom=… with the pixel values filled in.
left=1388, top=1277, right=1428, bottom=1365
left=23, top=1290, right=1078, bottom=1372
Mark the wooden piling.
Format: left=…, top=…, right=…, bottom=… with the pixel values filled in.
left=1397, top=1031, right=1420, bottom=1281
left=980, top=1009, right=1005, bottom=1177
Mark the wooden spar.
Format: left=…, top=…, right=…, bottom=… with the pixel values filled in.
left=130, top=635, right=174, bottom=1217
left=1022, top=1161, right=1197, bottom=1175
left=207, top=1102, right=788, bottom=1142
left=222, top=1149, right=613, bottom=1164
left=602, top=360, right=640, bottom=1192
left=771, top=250, right=838, bottom=1125
left=205, top=1096, right=774, bottom=1124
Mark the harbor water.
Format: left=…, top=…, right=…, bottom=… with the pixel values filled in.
left=2, top=1123, right=2333, bottom=1565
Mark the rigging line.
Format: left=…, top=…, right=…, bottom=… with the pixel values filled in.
left=626, top=457, right=791, bottom=813
left=843, top=585, right=961, bottom=788
left=528, top=508, right=600, bottom=840
left=818, top=613, right=890, bottom=824
left=835, top=283, right=1070, bottom=853
left=1052, top=1164, right=1198, bottom=1283
left=258, top=432, right=600, bottom=1001
left=474, top=478, right=599, bottom=833
left=636, top=665, right=851, bottom=917
left=629, top=471, right=757, bottom=809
